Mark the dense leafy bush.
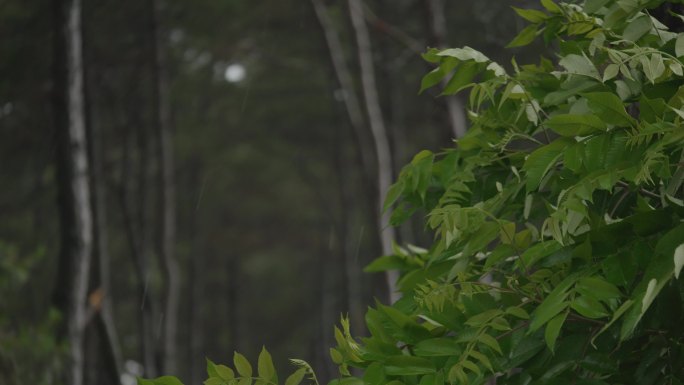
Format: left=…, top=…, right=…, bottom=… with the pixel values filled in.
left=142, top=0, right=684, bottom=384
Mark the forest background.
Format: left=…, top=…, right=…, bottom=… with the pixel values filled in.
left=0, top=1, right=539, bottom=384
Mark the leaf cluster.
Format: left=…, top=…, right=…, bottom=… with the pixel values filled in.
left=138, top=347, right=316, bottom=385
left=331, top=0, right=684, bottom=384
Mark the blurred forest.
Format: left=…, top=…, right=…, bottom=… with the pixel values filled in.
left=0, top=0, right=540, bottom=384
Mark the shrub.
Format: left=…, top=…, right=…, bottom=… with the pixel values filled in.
left=142, top=0, right=684, bottom=384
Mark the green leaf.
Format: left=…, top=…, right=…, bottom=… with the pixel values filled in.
left=544, top=77, right=599, bottom=105
left=641, top=279, right=659, bottom=313
left=435, top=46, right=490, bottom=63
left=204, top=379, right=226, bottom=385
left=655, top=223, right=684, bottom=259
left=581, top=92, right=634, bottom=126
left=592, top=299, right=634, bottom=343
left=508, top=335, right=545, bottom=368
left=559, top=54, right=601, bottom=80
left=544, top=311, right=567, bottom=352
left=519, top=241, right=564, bottom=267
left=674, top=244, right=684, bottom=279
left=468, top=350, right=493, bottom=372
left=619, top=223, right=683, bottom=339
left=363, top=363, right=385, bottom=385
left=478, top=333, right=503, bottom=354
left=158, top=377, right=185, bottom=385
left=207, top=358, right=219, bottom=378
left=448, top=366, right=467, bottom=384
left=258, top=347, right=276, bottom=382
left=383, top=182, right=405, bottom=212
left=217, top=365, right=235, bottom=381
left=329, top=348, right=343, bottom=364
left=585, top=0, right=610, bottom=13
left=410, top=150, right=434, bottom=200
left=420, top=58, right=459, bottom=93
left=512, top=7, right=548, bottom=23
left=328, top=378, right=363, bottom=385
left=676, top=34, right=684, bottom=57
left=139, top=377, right=185, bottom=385
left=234, top=352, right=253, bottom=378
left=530, top=274, right=579, bottom=331
left=364, top=255, right=408, bottom=272
left=603, top=64, right=619, bottom=82
left=639, top=95, right=666, bottom=123
left=622, top=15, right=651, bottom=42
left=413, top=338, right=461, bottom=356
left=523, top=138, right=572, bottom=191
left=285, top=368, right=307, bottom=385
left=650, top=54, right=665, bottom=80
left=384, top=356, right=436, bottom=375
left=563, top=141, right=583, bottom=172
left=442, top=61, right=480, bottom=95
left=544, top=114, right=606, bottom=137
left=460, top=360, right=482, bottom=376
left=530, top=300, right=569, bottom=332
left=541, top=0, right=562, bottom=13
left=507, top=24, right=539, bottom=48
left=506, top=306, right=530, bottom=319
left=642, top=54, right=665, bottom=83
left=571, top=295, right=609, bottom=319
left=575, top=277, right=622, bottom=300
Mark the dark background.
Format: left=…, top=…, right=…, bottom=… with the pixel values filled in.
left=0, top=0, right=541, bottom=384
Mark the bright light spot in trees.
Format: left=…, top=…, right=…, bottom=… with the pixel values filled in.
left=224, top=63, right=246, bottom=83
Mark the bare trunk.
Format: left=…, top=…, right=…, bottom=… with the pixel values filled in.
left=348, top=0, right=399, bottom=303
left=149, top=0, right=179, bottom=373
left=52, top=0, right=92, bottom=383
left=310, top=0, right=380, bottom=329
left=310, top=0, right=374, bottom=187
left=119, top=124, right=157, bottom=377
left=424, top=0, right=467, bottom=139
left=84, top=47, right=124, bottom=384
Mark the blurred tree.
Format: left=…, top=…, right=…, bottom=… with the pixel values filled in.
left=148, top=0, right=180, bottom=374
left=51, top=0, right=93, bottom=384
left=0, top=0, right=534, bottom=384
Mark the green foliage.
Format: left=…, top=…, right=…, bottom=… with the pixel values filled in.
left=139, top=348, right=314, bottom=385
left=145, top=0, right=684, bottom=384
left=0, top=242, right=65, bottom=385
left=329, top=0, right=684, bottom=384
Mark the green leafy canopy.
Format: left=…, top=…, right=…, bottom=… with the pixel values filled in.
left=141, top=1, right=684, bottom=384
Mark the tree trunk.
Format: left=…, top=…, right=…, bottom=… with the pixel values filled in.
left=149, top=0, right=179, bottom=374
left=310, top=0, right=375, bottom=189
left=119, top=121, right=157, bottom=377
left=424, top=0, right=467, bottom=139
left=84, top=44, right=124, bottom=385
left=52, top=0, right=93, bottom=383
left=310, top=0, right=377, bottom=330
left=347, top=0, right=399, bottom=302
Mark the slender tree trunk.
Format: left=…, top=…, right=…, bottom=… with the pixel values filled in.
left=119, top=121, right=157, bottom=377
left=310, top=0, right=377, bottom=332
left=84, top=52, right=124, bottom=385
left=348, top=0, right=399, bottom=302
left=149, top=0, right=179, bottom=373
left=52, top=0, right=93, bottom=384
left=310, top=0, right=374, bottom=188
left=186, top=161, right=203, bottom=385
left=424, top=0, right=467, bottom=139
